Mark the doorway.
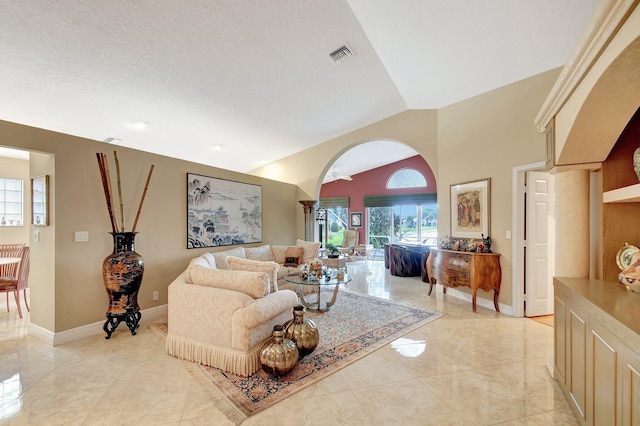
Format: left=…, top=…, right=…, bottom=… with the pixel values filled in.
left=512, top=162, right=556, bottom=318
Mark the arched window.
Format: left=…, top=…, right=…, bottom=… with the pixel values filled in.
left=387, top=168, right=427, bottom=189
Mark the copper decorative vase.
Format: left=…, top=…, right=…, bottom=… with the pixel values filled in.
left=283, top=305, right=319, bottom=358
left=260, top=325, right=299, bottom=376
left=102, top=232, right=144, bottom=339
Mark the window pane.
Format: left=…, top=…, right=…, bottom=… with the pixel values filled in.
left=367, top=206, right=392, bottom=247
left=4, top=179, right=22, bottom=191
left=421, top=203, right=438, bottom=246
left=395, top=205, right=418, bottom=244
left=326, top=207, right=348, bottom=245
left=4, top=191, right=21, bottom=203
left=387, top=169, right=427, bottom=189
left=0, top=178, right=23, bottom=226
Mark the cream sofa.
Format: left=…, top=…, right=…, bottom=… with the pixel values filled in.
left=166, top=240, right=320, bottom=376
left=197, top=239, right=321, bottom=291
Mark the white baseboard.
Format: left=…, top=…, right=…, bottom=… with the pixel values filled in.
left=28, top=304, right=168, bottom=346
left=437, top=287, right=514, bottom=316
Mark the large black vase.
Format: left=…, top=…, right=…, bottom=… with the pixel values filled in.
left=102, top=232, right=144, bottom=339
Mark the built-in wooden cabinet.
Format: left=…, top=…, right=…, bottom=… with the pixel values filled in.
left=554, top=277, right=640, bottom=425
left=601, top=110, right=640, bottom=282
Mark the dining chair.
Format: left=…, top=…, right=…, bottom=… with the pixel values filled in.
left=0, top=246, right=30, bottom=318
left=0, top=243, right=25, bottom=278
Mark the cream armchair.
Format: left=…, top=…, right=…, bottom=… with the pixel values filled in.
left=166, top=254, right=298, bottom=376
left=338, top=230, right=359, bottom=256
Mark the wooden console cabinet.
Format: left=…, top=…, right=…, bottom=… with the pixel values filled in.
left=426, top=248, right=501, bottom=312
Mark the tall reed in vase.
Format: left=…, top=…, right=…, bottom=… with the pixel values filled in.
left=96, top=151, right=154, bottom=339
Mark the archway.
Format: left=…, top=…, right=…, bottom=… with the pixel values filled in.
left=315, top=140, right=437, bottom=252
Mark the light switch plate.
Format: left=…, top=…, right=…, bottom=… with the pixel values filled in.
left=75, top=231, right=89, bottom=242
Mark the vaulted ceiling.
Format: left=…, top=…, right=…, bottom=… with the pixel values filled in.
left=0, top=1, right=599, bottom=176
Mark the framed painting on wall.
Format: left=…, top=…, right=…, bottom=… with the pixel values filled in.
left=31, top=175, right=49, bottom=226
left=350, top=212, right=362, bottom=228
left=450, top=178, right=490, bottom=239
left=186, top=173, right=262, bottom=249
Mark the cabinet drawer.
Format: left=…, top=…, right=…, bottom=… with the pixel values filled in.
left=442, top=267, right=470, bottom=287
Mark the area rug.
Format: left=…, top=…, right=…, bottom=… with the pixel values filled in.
left=151, top=290, right=443, bottom=424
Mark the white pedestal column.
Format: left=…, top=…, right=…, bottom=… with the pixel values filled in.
left=298, top=200, right=317, bottom=242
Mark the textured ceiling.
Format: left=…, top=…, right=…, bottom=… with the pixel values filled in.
left=0, top=1, right=599, bottom=177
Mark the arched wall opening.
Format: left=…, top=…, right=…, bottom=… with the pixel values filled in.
left=314, top=140, right=437, bottom=251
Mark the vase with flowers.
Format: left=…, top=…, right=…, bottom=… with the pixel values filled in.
left=97, top=151, right=154, bottom=339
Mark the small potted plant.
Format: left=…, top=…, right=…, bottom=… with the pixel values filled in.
left=325, top=243, right=340, bottom=258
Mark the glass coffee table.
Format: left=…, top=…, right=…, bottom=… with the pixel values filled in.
left=283, top=274, right=352, bottom=312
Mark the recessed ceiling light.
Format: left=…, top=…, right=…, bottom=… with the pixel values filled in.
left=213, top=144, right=223, bottom=151
left=103, top=137, right=123, bottom=144
left=133, top=121, right=148, bottom=129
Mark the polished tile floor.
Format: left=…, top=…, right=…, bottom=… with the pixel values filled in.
left=0, top=259, right=577, bottom=425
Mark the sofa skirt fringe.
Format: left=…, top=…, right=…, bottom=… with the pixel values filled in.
left=166, top=334, right=263, bottom=376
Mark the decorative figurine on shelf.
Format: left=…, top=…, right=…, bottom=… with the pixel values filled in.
left=618, top=251, right=640, bottom=292
left=308, top=258, right=324, bottom=280
left=466, top=239, right=477, bottom=252
left=481, top=234, right=492, bottom=253
left=439, top=235, right=453, bottom=250
left=299, top=263, right=309, bottom=280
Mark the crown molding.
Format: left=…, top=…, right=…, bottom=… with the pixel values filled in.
left=534, top=0, right=639, bottom=133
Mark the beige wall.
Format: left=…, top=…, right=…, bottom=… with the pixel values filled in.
left=437, top=68, right=561, bottom=306
left=0, top=68, right=562, bottom=334
left=0, top=156, right=30, bottom=243
left=253, top=70, right=560, bottom=309
left=0, top=120, right=299, bottom=333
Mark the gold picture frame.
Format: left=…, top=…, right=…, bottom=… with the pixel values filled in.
left=450, top=178, right=490, bottom=239
left=31, top=175, right=49, bottom=226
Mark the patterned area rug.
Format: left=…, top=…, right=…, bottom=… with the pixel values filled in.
left=152, top=290, right=443, bottom=424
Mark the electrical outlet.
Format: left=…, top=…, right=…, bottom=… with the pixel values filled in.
left=152, top=291, right=159, bottom=301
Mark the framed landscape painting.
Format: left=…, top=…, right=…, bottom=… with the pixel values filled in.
left=450, top=178, right=490, bottom=239
left=187, top=173, right=262, bottom=249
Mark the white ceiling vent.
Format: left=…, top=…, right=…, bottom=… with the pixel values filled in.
left=329, top=45, right=354, bottom=63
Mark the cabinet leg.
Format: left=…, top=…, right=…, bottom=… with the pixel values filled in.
left=428, top=278, right=436, bottom=296
left=493, top=289, right=500, bottom=312
left=472, top=290, right=477, bottom=312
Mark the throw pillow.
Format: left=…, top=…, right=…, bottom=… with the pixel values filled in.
left=226, top=256, right=280, bottom=293
left=188, top=253, right=217, bottom=269
left=185, top=265, right=269, bottom=299
left=244, top=244, right=275, bottom=262
left=283, top=246, right=304, bottom=267
left=212, top=246, right=246, bottom=269
left=296, top=239, right=322, bottom=264
left=271, top=245, right=288, bottom=264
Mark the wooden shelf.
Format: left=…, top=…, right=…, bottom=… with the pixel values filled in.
left=603, top=182, right=640, bottom=203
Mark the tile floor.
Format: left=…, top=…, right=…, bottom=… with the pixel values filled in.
left=0, top=259, right=578, bottom=425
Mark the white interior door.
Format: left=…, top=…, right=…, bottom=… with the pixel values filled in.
left=525, top=171, right=555, bottom=317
